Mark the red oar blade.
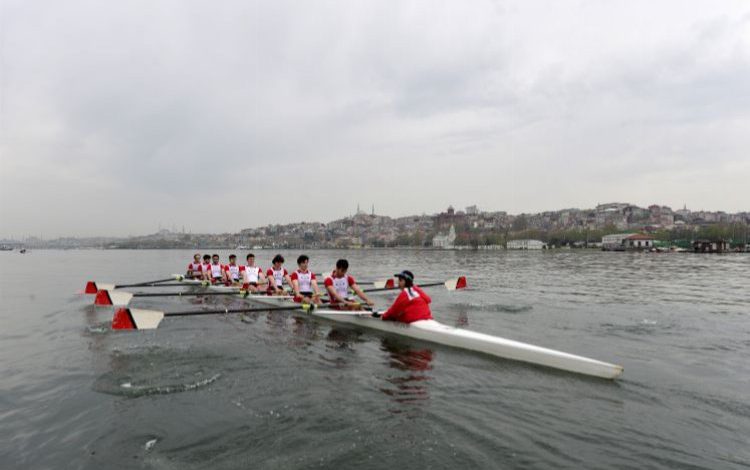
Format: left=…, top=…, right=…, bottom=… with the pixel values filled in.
left=86, top=281, right=116, bottom=294
left=112, top=308, right=164, bottom=330
left=372, top=278, right=395, bottom=289
left=94, top=290, right=113, bottom=306
left=444, top=276, right=468, bottom=291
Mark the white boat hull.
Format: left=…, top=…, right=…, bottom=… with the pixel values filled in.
left=169, top=274, right=623, bottom=379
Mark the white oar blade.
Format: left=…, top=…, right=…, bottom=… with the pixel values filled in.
left=107, top=290, right=134, bottom=306
left=97, top=283, right=116, bottom=291
left=444, top=276, right=468, bottom=291
left=112, top=308, right=164, bottom=330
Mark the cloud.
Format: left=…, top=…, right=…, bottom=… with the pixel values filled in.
left=1, top=0, right=748, bottom=237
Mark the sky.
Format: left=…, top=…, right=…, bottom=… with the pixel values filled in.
left=1, top=0, right=749, bottom=238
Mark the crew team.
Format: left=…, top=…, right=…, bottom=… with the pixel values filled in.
left=185, top=253, right=432, bottom=323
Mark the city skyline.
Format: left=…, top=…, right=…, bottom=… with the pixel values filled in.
left=2, top=200, right=746, bottom=242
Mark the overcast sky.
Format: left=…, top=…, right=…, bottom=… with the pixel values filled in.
left=1, top=0, right=749, bottom=237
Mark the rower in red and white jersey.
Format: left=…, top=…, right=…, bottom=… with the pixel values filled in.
left=324, top=259, right=374, bottom=309
left=223, top=254, right=241, bottom=286
left=266, top=254, right=291, bottom=295
left=205, top=254, right=227, bottom=284
left=290, top=254, right=321, bottom=304
left=240, top=253, right=267, bottom=293
left=186, top=253, right=203, bottom=279
left=200, top=254, right=211, bottom=280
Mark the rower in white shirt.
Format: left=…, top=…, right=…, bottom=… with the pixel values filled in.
left=290, top=254, right=321, bottom=304
left=240, top=253, right=268, bottom=293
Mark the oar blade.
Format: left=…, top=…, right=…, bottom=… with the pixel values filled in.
left=94, top=290, right=113, bottom=306
left=372, top=278, right=395, bottom=289
left=108, top=290, right=134, bottom=306
left=94, top=289, right=134, bottom=306
left=444, top=276, right=468, bottom=291
left=112, top=308, right=164, bottom=330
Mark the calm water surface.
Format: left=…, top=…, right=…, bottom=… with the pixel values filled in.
left=1, top=249, right=748, bottom=469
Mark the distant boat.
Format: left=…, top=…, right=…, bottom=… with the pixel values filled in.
left=19, top=248, right=27, bottom=254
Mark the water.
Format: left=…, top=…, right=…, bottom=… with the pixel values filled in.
left=1, top=249, right=749, bottom=469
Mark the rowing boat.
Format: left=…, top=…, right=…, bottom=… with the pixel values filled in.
left=145, top=274, right=624, bottom=379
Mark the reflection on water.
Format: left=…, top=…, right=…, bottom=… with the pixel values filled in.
left=379, top=338, right=434, bottom=410
left=325, top=328, right=361, bottom=351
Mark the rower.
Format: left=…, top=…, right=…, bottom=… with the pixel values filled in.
left=186, top=253, right=203, bottom=279
left=223, top=254, right=241, bottom=286
left=240, top=253, right=267, bottom=293
left=323, top=259, right=374, bottom=309
left=290, top=254, right=321, bottom=304
left=373, top=270, right=433, bottom=323
left=206, top=254, right=227, bottom=284
left=200, top=254, right=211, bottom=280
left=266, top=254, right=291, bottom=295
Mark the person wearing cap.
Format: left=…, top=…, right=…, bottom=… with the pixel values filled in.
left=374, top=270, right=433, bottom=323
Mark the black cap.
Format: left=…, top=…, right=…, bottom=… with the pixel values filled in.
left=394, top=270, right=414, bottom=281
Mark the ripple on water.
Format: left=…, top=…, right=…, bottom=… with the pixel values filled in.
left=448, top=302, right=533, bottom=314
left=92, top=347, right=223, bottom=397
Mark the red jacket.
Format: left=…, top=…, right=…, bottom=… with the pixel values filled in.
left=381, top=286, right=432, bottom=323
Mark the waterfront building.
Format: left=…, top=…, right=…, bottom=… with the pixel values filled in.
left=432, top=225, right=456, bottom=249
left=692, top=239, right=728, bottom=253
left=602, top=233, right=655, bottom=251
left=507, top=239, right=547, bottom=250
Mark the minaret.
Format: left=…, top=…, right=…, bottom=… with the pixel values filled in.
left=371, top=204, right=374, bottom=215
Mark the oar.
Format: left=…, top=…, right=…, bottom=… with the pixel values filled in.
left=84, top=276, right=182, bottom=294
left=112, top=304, right=312, bottom=330
left=94, top=289, right=286, bottom=307
left=364, top=276, right=467, bottom=293
left=372, top=278, right=396, bottom=289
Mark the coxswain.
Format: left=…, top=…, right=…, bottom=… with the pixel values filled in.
left=266, top=254, right=291, bottom=295
left=290, top=254, right=321, bottom=304
left=205, top=254, right=226, bottom=284
left=240, top=253, right=267, bottom=293
left=373, top=270, right=432, bottom=323
left=323, top=259, right=374, bottom=309
left=186, top=253, right=203, bottom=279
left=223, top=254, right=242, bottom=286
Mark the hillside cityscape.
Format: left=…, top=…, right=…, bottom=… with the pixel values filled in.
left=3, top=202, right=748, bottom=251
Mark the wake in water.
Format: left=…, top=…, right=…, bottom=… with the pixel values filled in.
left=92, top=347, right=224, bottom=397
left=448, top=302, right=533, bottom=314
